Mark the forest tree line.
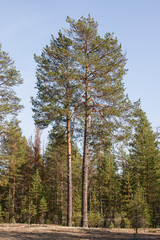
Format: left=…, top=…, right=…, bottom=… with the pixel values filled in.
left=0, top=16, right=160, bottom=229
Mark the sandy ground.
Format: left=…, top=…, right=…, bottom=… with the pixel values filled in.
left=0, top=224, right=159, bottom=240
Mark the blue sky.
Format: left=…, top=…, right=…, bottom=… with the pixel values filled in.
left=1, top=0, right=160, bottom=142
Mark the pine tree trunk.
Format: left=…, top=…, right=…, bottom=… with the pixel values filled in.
left=60, top=161, right=64, bottom=225
left=67, top=117, right=72, bottom=226
left=28, top=215, right=31, bottom=225
left=98, top=143, right=103, bottom=215
left=12, top=172, right=15, bottom=221
left=82, top=44, right=89, bottom=227
left=82, top=114, right=89, bottom=227
left=66, top=63, right=72, bottom=226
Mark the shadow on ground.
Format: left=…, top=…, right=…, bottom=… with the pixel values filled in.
left=0, top=228, right=159, bottom=240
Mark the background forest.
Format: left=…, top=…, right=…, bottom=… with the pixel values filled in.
left=0, top=16, right=160, bottom=230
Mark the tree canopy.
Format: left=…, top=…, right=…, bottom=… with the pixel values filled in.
left=0, top=16, right=160, bottom=230
left=0, top=44, right=23, bottom=133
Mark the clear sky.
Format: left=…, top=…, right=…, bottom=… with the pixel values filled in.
left=1, top=0, right=160, bottom=142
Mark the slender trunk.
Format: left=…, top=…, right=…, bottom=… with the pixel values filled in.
left=136, top=209, right=138, bottom=235
left=67, top=117, right=72, bottom=226
left=98, top=143, right=103, bottom=215
left=12, top=172, right=15, bottom=220
left=60, top=161, right=64, bottom=224
left=82, top=114, right=89, bottom=227
left=66, top=59, right=72, bottom=226
left=82, top=41, right=89, bottom=227
left=89, top=185, right=91, bottom=212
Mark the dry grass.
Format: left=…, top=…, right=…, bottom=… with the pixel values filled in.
left=0, top=224, right=159, bottom=239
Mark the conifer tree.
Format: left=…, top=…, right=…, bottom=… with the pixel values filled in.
left=32, top=32, right=78, bottom=226
left=71, top=144, right=82, bottom=226
left=99, top=148, right=120, bottom=227
left=0, top=204, right=4, bottom=223
left=19, top=142, right=35, bottom=204
left=21, top=195, right=37, bottom=224
left=0, top=44, right=23, bottom=134
left=44, top=124, right=82, bottom=225
left=31, top=128, right=42, bottom=173
left=155, top=145, right=160, bottom=226
left=129, top=184, right=150, bottom=234
left=19, top=128, right=43, bottom=206
left=21, top=195, right=28, bottom=223
left=67, top=15, right=128, bottom=227
left=39, top=196, right=48, bottom=224
left=0, top=119, right=27, bottom=222
left=28, top=200, right=37, bottom=224
left=31, top=169, right=42, bottom=221
left=128, top=107, right=159, bottom=224
left=120, top=172, right=132, bottom=213
left=44, top=124, right=67, bottom=224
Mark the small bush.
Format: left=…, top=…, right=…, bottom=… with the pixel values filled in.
left=120, top=212, right=131, bottom=228
left=73, top=212, right=81, bottom=226
left=109, top=222, right=115, bottom=228
left=120, top=217, right=131, bottom=228
left=114, top=213, right=121, bottom=228
left=88, top=212, right=104, bottom=227
left=10, top=216, right=16, bottom=223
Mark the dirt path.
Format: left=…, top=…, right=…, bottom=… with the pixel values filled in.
left=0, top=225, right=159, bottom=240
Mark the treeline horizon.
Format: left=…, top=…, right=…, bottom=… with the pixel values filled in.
left=0, top=15, right=160, bottom=230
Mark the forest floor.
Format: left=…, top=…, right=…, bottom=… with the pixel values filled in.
left=0, top=224, right=159, bottom=240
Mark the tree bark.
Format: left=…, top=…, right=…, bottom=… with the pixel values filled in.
left=60, top=161, right=64, bottom=225
left=82, top=111, right=89, bottom=227
left=12, top=170, right=15, bottom=221
left=66, top=62, right=72, bottom=226
left=82, top=42, right=89, bottom=227
left=98, top=143, right=103, bottom=215
left=67, top=116, right=72, bottom=226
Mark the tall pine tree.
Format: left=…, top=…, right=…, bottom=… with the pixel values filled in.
left=32, top=32, right=79, bottom=226
left=67, top=15, right=128, bottom=227
left=128, top=106, right=159, bottom=226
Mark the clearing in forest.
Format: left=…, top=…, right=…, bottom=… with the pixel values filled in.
left=0, top=224, right=159, bottom=239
